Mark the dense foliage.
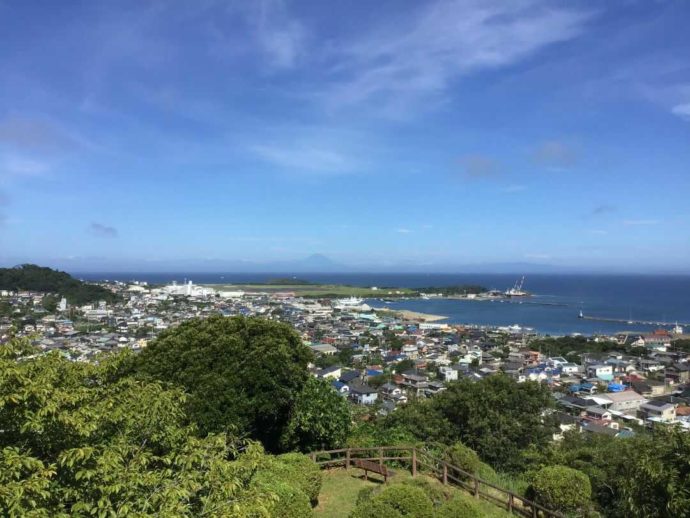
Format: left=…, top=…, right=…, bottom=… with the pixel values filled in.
left=134, top=315, right=314, bottom=450
left=0, top=338, right=321, bottom=517
left=385, top=375, right=556, bottom=471
left=443, top=442, right=482, bottom=480
left=280, top=377, right=351, bottom=452
left=0, top=264, right=117, bottom=304
left=528, top=335, right=639, bottom=362
left=527, top=465, right=592, bottom=514
left=524, top=428, right=690, bottom=517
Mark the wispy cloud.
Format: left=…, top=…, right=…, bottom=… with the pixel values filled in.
left=623, top=219, right=660, bottom=226
left=323, top=0, right=593, bottom=113
left=89, top=223, right=119, bottom=238
left=458, top=154, right=500, bottom=179
left=671, top=103, right=690, bottom=120
left=254, top=0, right=305, bottom=69
left=251, top=143, right=353, bottom=174
left=1, top=156, right=51, bottom=178
left=396, top=228, right=412, bottom=234
left=590, top=229, right=608, bottom=235
left=532, top=140, right=578, bottom=170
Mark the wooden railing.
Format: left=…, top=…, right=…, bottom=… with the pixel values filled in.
left=309, top=446, right=564, bottom=518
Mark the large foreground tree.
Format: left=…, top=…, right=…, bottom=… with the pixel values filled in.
left=0, top=338, right=321, bottom=517
left=134, top=315, right=314, bottom=450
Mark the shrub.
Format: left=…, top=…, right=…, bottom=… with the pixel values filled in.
left=350, top=498, right=404, bottom=518
left=437, top=496, right=482, bottom=518
left=527, top=465, right=592, bottom=513
left=398, top=477, right=448, bottom=506
left=444, top=442, right=482, bottom=480
left=264, top=480, right=312, bottom=518
left=276, top=453, right=322, bottom=505
left=373, top=485, right=434, bottom=518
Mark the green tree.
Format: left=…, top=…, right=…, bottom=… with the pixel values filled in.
left=0, top=337, right=318, bottom=517
left=280, top=377, right=351, bottom=452
left=134, top=315, right=313, bottom=450
left=386, top=375, right=556, bottom=472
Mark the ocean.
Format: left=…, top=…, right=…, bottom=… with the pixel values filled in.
left=76, top=272, right=690, bottom=336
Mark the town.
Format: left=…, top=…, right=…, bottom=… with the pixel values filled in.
left=3, top=277, right=689, bottom=436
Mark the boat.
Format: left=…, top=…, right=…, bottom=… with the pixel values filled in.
left=504, top=276, right=530, bottom=297
left=334, top=296, right=364, bottom=307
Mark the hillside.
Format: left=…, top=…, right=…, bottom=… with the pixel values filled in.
left=0, top=264, right=117, bottom=304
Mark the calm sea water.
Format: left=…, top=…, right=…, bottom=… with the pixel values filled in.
left=77, top=272, right=690, bottom=336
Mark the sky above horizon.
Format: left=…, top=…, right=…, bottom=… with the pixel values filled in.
left=1, top=0, right=689, bottom=273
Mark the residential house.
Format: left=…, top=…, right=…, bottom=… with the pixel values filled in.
left=586, top=364, right=614, bottom=381
left=315, top=365, right=342, bottom=380
left=400, top=372, right=429, bottom=396
left=439, top=365, right=458, bottom=382
left=348, top=381, right=379, bottom=405
left=639, top=400, right=677, bottom=423
left=665, top=363, right=690, bottom=384
left=330, top=380, right=350, bottom=396
left=600, top=391, right=647, bottom=412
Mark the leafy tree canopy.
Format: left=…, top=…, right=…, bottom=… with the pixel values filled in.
left=385, top=375, right=556, bottom=472
left=134, top=315, right=314, bottom=451
left=0, top=337, right=321, bottom=517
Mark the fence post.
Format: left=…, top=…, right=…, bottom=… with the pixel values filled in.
left=411, top=448, right=417, bottom=477
left=310, top=452, right=316, bottom=462
left=532, top=503, right=538, bottom=518
left=442, top=463, right=448, bottom=485
left=508, top=494, right=513, bottom=514
left=379, top=447, right=383, bottom=468
left=474, top=476, right=479, bottom=499
left=345, top=449, right=351, bottom=469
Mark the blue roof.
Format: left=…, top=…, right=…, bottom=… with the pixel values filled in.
left=366, top=369, right=383, bottom=376
left=331, top=380, right=346, bottom=390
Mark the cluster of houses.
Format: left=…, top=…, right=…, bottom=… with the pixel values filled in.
left=2, top=281, right=689, bottom=436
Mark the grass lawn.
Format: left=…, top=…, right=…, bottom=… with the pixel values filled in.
left=314, top=468, right=512, bottom=518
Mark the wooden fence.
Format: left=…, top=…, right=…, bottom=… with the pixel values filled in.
left=309, top=446, right=563, bottom=518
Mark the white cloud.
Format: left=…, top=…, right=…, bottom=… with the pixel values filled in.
left=251, top=143, right=352, bottom=174
left=671, top=103, right=690, bottom=120
left=396, top=228, right=412, bottom=234
left=324, top=0, right=593, bottom=113
left=1, top=156, right=50, bottom=178
left=524, top=253, right=551, bottom=260
left=255, top=0, right=304, bottom=69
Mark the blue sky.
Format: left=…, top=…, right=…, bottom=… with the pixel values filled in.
left=0, top=0, right=689, bottom=272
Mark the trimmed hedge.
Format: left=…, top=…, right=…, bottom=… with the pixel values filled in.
left=350, top=484, right=434, bottom=518
left=527, top=465, right=592, bottom=513
left=437, top=496, right=482, bottom=518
